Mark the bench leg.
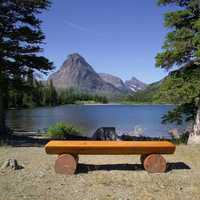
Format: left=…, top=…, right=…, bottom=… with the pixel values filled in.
left=55, top=154, right=77, bottom=175
left=143, top=154, right=167, bottom=173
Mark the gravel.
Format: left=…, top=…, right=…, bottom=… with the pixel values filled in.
left=0, top=145, right=200, bottom=200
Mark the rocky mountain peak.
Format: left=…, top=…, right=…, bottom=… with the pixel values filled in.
left=48, top=53, right=123, bottom=98
left=55, top=53, right=96, bottom=77
left=125, top=76, right=147, bottom=92
left=67, top=53, right=85, bottom=62
left=99, top=73, right=130, bottom=92
left=61, top=53, right=94, bottom=71
left=48, top=53, right=147, bottom=98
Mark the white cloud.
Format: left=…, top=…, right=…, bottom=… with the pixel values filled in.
left=64, top=20, right=90, bottom=32
left=64, top=19, right=106, bottom=37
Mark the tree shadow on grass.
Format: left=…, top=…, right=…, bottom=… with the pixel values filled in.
left=6, top=135, right=49, bottom=147
left=77, top=162, right=191, bottom=174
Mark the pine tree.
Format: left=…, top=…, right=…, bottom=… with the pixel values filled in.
left=156, top=0, right=200, bottom=144
left=49, top=80, right=57, bottom=106
left=0, top=0, right=53, bottom=138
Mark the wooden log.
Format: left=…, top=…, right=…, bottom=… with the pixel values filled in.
left=55, top=154, right=77, bottom=175
left=45, top=141, right=176, bottom=155
left=57, top=154, right=79, bottom=163
left=143, top=154, right=167, bottom=173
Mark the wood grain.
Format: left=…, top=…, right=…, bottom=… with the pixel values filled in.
left=45, top=140, right=176, bottom=155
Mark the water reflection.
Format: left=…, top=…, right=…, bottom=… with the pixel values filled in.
left=6, top=104, right=179, bottom=138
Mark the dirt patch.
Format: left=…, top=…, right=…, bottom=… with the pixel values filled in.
left=0, top=145, right=199, bottom=200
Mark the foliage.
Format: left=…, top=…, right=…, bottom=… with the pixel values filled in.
left=156, top=0, right=200, bottom=69
left=171, top=132, right=190, bottom=144
left=57, top=87, right=108, bottom=105
left=154, top=67, right=200, bottom=104
left=155, top=0, right=200, bottom=125
left=0, top=0, right=53, bottom=93
left=8, top=81, right=109, bottom=108
left=0, top=0, right=53, bottom=136
left=162, top=101, right=197, bottom=124
left=47, top=122, right=81, bottom=139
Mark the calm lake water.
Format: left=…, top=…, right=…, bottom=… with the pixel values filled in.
left=6, top=104, right=181, bottom=138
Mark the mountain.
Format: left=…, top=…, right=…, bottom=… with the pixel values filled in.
left=125, top=80, right=163, bottom=103
left=98, top=73, right=130, bottom=92
left=125, top=77, right=147, bottom=92
left=48, top=53, right=124, bottom=97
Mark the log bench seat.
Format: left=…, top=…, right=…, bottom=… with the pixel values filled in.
left=45, top=140, right=176, bottom=174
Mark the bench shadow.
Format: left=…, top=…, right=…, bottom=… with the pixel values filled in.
left=77, top=162, right=190, bottom=174
left=166, top=162, right=191, bottom=172
left=77, top=163, right=143, bottom=173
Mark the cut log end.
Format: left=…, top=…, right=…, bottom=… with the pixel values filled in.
left=143, top=154, right=166, bottom=173
left=55, top=154, right=77, bottom=175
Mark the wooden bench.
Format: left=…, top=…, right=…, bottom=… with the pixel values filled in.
left=45, top=140, right=176, bottom=174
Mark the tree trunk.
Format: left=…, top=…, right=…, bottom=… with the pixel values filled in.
left=0, top=89, right=6, bottom=139
left=188, top=99, right=200, bottom=144
left=0, top=69, right=7, bottom=139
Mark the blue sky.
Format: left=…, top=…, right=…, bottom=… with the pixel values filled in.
left=40, top=0, right=174, bottom=84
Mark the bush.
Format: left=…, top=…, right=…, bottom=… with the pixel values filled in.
left=47, top=122, right=81, bottom=139
left=171, top=132, right=189, bottom=145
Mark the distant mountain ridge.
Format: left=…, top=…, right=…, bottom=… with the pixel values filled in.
left=98, top=73, right=131, bottom=92
left=125, top=77, right=147, bottom=92
left=48, top=53, right=147, bottom=97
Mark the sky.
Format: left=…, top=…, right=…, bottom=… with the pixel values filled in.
left=39, top=0, right=175, bottom=84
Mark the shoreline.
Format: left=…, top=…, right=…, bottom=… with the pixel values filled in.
left=8, top=103, right=174, bottom=110
left=83, top=103, right=174, bottom=106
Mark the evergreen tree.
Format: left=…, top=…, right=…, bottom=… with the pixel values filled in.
left=156, top=0, right=200, bottom=143
left=49, top=80, right=58, bottom=106
left=0, top=0, right=53, bottom=138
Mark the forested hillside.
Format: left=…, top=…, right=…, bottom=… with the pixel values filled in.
left=124, top=81, right=164, bottom=103
left=8, top=80, right=108, bottom=108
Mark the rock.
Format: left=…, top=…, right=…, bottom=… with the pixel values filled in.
left=0, top=159, right=22, bottom=170
left=128, top=125, right=144, bottom=137
left=92, top=127, right=118, bottom=140
left=169, top=129, right=180, bottom=139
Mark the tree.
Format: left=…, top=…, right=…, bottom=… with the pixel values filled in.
left=0, top=0, right=53, bottom=138
left=48, top=80, right=58, bottom=106
left=156, top=0, right=200, bottom=144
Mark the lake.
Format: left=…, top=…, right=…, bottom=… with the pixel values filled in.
left=6, top=104, right=181, bottom=138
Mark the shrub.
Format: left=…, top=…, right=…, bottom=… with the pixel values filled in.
left=171, top=132, right=189, bottom=145
left=47, top=122, right=81, bottom=139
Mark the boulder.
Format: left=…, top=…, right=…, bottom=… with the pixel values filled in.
left=0, top=159, right=22, bottom=170
left=92, top=127, right=118, bottom=140
left=169, top=128, right=180, bottom=139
